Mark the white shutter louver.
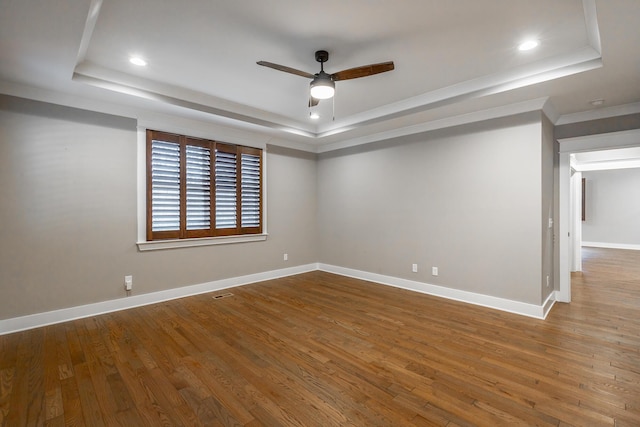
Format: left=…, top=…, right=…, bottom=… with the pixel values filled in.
left=215, top=149, right=237, bottom=229
left=241, top=152, right=261, bottom=228
left=151, top=140, right=180, bottom=232
left=186, top=145, right=211, bottom=230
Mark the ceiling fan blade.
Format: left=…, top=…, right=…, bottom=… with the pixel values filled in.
left=331, top=61, right=395, bottom=81
left=256, top=61, right=315, bottom=79
left=308, top=97, right=320, bottom=107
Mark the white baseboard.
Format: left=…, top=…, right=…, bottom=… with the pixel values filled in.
left=542, top=292, right=557, bottom=318
left=0, top=263, right=319, bottom=335
left=553, top=290, right=567, bottom=304
left=1, top=261, right=557, bottom=335
left=318, top=264, right=554, bottom=320
left=582, top=242, right=640, bottom=251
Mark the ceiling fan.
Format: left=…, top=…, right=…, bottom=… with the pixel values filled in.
left=257, top=50, right=394, bottom=107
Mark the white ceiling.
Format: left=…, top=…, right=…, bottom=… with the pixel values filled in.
left=1, top=0, right=639, bottom=151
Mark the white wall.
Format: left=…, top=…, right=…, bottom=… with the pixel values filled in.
left=582, top=168, right=640, bottom=247
left=0, top=96, right=318, bottom=319
left=317, top=113, right=546, bottom=305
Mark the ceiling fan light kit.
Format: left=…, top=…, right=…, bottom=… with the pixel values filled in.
left=310, top=73, right=335, bottom=99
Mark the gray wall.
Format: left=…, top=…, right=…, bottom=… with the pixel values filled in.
left=0, top=94, right=555, bottom=320
left=0, top=96, right=318, bottom=319
left=555, top=113, right=640, bottom=140
left=541, top=114, right=555, bottom=301
left=317, top=113, right=546, bottom=305
left=582, top=168, right=640, bottom=245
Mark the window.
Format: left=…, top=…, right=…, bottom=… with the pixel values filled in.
left=146, top=130, right=262, bottom=241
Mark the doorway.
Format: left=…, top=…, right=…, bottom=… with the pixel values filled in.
left=558, top=128, right=640, bottom=302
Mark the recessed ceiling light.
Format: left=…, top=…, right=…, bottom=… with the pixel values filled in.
left=129, top=56, right=147, bottom=66
left=518, top=40, right=539, bottom=51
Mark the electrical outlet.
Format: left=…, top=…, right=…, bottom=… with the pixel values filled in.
left=432, top=267, right=439, bottom=276
left=284, top=253, right=288, bottom=261
left=124, top=275, right=132, bottom=291
left=412, top=264, right=418, bottom=273
left=546, top=275, right=550, bottom=287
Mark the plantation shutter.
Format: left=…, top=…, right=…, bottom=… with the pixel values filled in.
left=185, top=141, right=213, bottom=237
left=215, top=144, right=238, bottom=234
left=240, top=147, right=262, bottom=232
left=148, top=134, right=181, bottom=240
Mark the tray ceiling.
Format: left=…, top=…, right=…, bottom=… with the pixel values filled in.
left=1, top=0, right=639, bottom=150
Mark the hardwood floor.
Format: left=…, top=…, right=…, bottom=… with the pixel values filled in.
left=1, top=248, right=639, bottom=426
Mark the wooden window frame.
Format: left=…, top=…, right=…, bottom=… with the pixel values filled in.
left=146, top=130, right=262, bottom=241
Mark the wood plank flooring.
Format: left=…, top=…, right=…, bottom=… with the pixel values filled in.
left=1, top=247, right=639, bottom=426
